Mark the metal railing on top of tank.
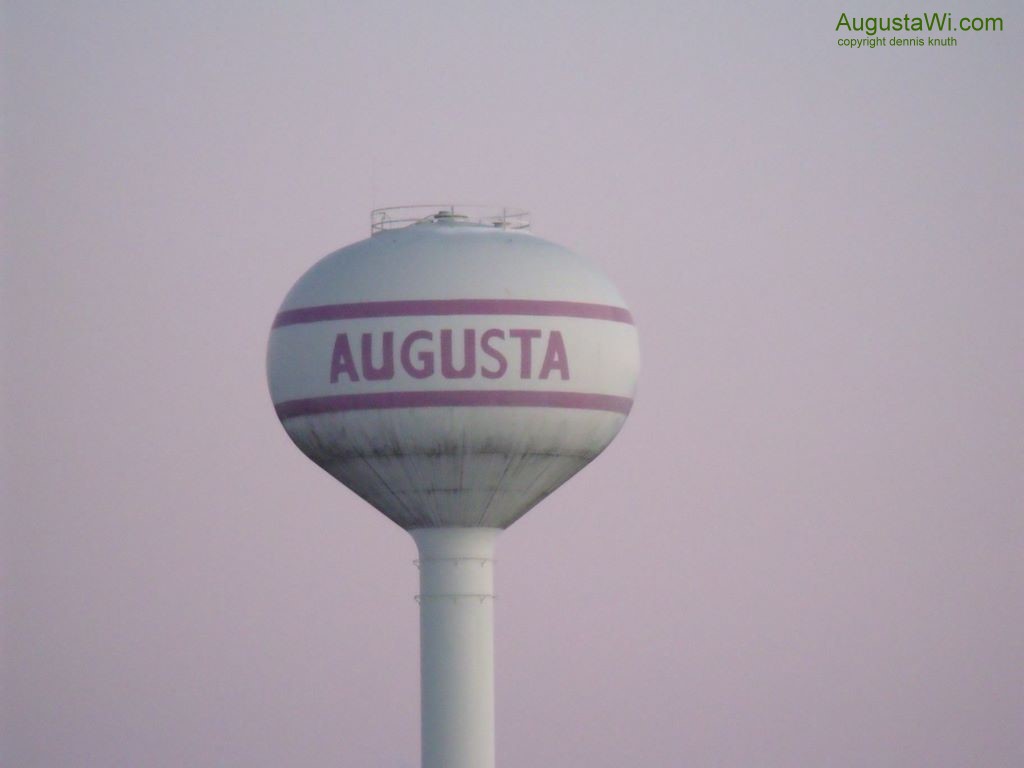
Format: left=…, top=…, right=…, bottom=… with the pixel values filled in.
left=371, top=205, right=530, bottom=234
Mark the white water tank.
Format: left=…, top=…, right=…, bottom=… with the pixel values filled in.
left=268, top=206, right=639, bottom=529
left=267, top=206, right=639, bottom=768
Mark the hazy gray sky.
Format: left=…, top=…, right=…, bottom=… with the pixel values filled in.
left=3, top=2, right=1022, bottom=766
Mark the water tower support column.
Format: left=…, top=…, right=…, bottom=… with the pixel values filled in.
left=411, top=527, right=501, bottom=768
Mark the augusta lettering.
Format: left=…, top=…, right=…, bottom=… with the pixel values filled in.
left=330, top=328, right=570, bottom=382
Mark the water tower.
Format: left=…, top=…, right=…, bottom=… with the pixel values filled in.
left=267, top=206, right=639, bottom=768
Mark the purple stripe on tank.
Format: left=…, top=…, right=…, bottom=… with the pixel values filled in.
left=272, top=299, right=634, bottom=328
left=274, top=390, right=634, bottom=418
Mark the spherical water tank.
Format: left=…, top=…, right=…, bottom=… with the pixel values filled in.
left=267, top=207, right=639, bottom=529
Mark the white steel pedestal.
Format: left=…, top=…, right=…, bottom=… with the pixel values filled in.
left=411, top=527, right=500, bottom=768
